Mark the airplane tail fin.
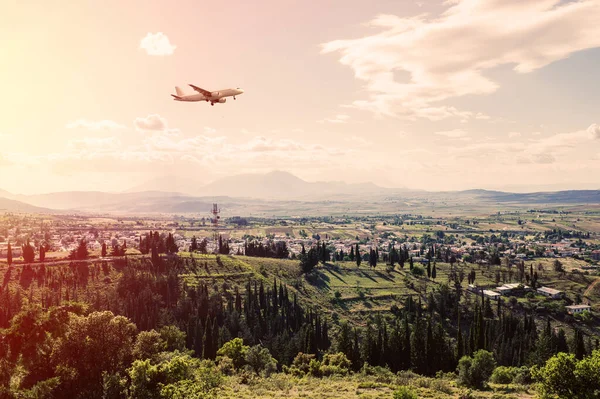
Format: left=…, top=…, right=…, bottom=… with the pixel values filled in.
left=171, top=94, right=182, bottom=100
left=175, top=86, right=185, bottom=96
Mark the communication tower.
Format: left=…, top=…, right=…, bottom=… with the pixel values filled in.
left=211, top=203, right=220, bottom=241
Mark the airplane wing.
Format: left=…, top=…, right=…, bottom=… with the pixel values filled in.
left=189, top=84, right=212, bottom=97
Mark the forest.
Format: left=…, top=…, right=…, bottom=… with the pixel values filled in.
left=0, top=244, right=599, bottom=398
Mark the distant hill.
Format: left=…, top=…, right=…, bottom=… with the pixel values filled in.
left=1, top=173, right=599, bottom=215
left=131, top=171, right=392, bottom=200
left=456, top=189, right=600, bottom=204
left=0, top=197, right=54, bottom=213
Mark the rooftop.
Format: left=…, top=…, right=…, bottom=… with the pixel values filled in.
left=537, top=286, right=563, bottom=295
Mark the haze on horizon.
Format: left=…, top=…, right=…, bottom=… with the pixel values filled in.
left=2, top=0, right=600, bottom=196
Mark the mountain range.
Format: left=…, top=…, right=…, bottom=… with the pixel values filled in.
left=0, top=171, right=599, bottom=215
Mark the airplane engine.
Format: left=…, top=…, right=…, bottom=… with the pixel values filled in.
left=217, top=98, right=226, bottom=103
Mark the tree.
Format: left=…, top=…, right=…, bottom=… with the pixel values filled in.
left=198, top=238, right=208, bottom=254
left=431, top=262, right=437, bottom=279
left=532, top=352, right=579, bottom=399
left=553, top=259, right=564, bottom=273
left=7, top=242, right=12, bottom=265
left=133, top=330, right=166, bottom=362
left=69, top=239, right=89, bottom=260
left=190, top=237, right=198, bottom=252
left=39, top=245, right=46, bottom=262
left=245, top=345, right=277, bottom=376
left=356, top=244, right=361, bottom=267
left=217, top=338, right=249, bottom=369
left=52, top=311, right=137, bottom=398
left=300, top=245, right=318, bottom=273
left=101, top=242, right=107, bottom=257
left=22, top=240, right=35, bottom=263
left=457, top=350, right=496, bottom=389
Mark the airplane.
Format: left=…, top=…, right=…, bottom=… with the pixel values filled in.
left=171, top=84, right=244, bottom=106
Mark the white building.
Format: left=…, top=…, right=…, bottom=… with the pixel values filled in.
left=537, top=287, right=564, bottom=299
left=483, top=290, right=501, bottom=300
left=566, top=305, right=591, bottom=315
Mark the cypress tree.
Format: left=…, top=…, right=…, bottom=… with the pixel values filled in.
left=7, top=242, right=12, bottom=265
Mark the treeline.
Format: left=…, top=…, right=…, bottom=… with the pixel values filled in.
left=334, top=285, right=597, bottom=376
left=139, top=231, right=178, bottom=255
left=243, top=240, right=289, bottom=258
left=0, top=255, right=329, bottom=369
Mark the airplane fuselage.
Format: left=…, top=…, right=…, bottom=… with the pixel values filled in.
left=172, top=87, right=244, bottom=104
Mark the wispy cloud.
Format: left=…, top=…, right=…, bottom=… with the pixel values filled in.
left=318, top=114, right=350, bottom=124
left=435, top=129, right=468, bottom=138
left=66, top=119, right=125, bottom=130
left=134, top=114, right=179, bottom=135
left=321, top=0, right=600, bottom=120
left=140, top=32, right=176, bottom=56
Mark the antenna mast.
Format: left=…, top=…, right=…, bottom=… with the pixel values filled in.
left=211, top=203, right=220, bottom=243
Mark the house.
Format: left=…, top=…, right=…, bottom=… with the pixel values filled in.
left=496, top=287, right=513, bottom=296
left=566, top=304, right=591, bottom=315
left=496, top=283, right=531, bottom=296
left=483, top=290, right=501, bottom=300
left=591, top=250, right=600, bottom=261
left=537, top=286, right=564, bottom=299
left=467, top=284, right=479, bottom=293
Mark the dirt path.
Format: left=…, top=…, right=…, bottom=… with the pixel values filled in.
left=583, top=277, right=600, bottom=298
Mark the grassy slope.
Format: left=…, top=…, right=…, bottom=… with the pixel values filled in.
left=215, top=373, right=535, bottom=399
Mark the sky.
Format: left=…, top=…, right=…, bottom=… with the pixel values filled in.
left=1, top=0, right=600, bottom=194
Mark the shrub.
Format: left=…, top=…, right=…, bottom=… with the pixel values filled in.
left=411, top=265, right=425, bottom=276
left=393, top=386, right=417, bottom=399
left=290, top=352, right=314, bottom=375
left=512, top=366, right=531, bottom=385
left=217, top=356, right=235, bottom=376
left=490, top=366, right=516, bottom=384
left=431, top=378, right=453, bottom=394
left=457, top=350, right=496, bottom=389
left=308, top=359, right=322, bottom=377
left=216, top=338, right=248, bottom=369
left=245, top=345, right=277, bottom=376
left=322, top=352, right=351, bottom=369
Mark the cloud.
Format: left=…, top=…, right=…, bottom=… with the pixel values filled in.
left=318, top=114, right=350, bottom=124
left=67, top=137, right=122, bottom=151
left=435, top=129, right=468, bottom=138
left=134, top=114, right=179, bottom=135
left=508, top=132, right=522, bottom=138
left=66, top=119, right=125, bottom=130
left=140, top=32, right=176, bottom=56
left=587, top=123, right=600, bottom=139
left=321, top=0, right=600, bottom=120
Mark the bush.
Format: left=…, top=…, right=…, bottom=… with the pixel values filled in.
left=490, top=366, right=516, bottom=384
left=393, top=386, right=417, bottom=399
left=322, top=352, right=351, bottom=369
left=308, top=359, right=322, bottom=377
left=290, top=352, right=314, bottom=375
left=411, top=265, right=425, bottom=276
left=457, top=350, right=496, bottom=389
left=217, top=356, right=235, bottom=376
left=217, top=338, right=248, bottom=369
left=245, top=345, right=277, bottom=376
left=431, top=378, right=453, bottom=394
left=512, top=366, right=531, bottom=385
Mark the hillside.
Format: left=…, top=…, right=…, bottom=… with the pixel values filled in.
left=2, top=252, right=599, bottom=398
left=0, top=197, right=55, bottom=213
